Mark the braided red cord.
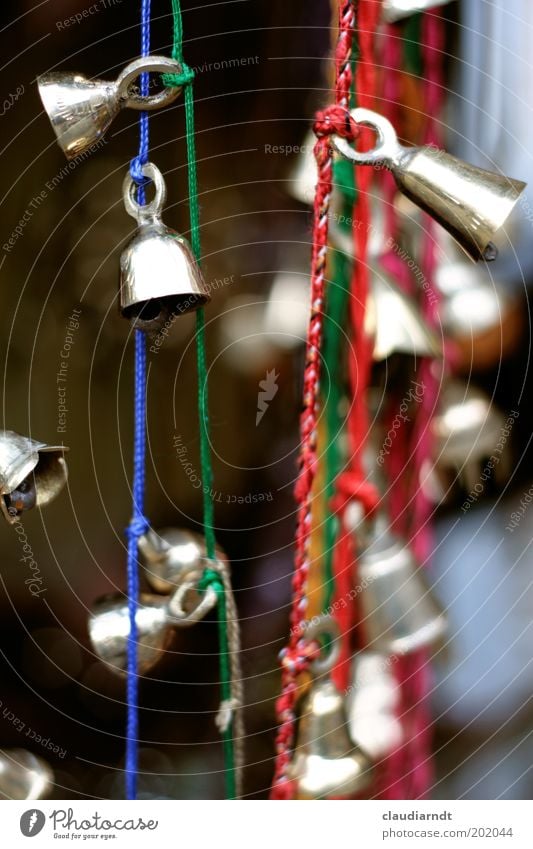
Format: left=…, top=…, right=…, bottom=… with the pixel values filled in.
left=270, top=0, right=359, bottom=800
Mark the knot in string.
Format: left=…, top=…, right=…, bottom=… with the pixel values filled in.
left=331, top=470, right=380, bottom=518
left=125, top=514, right=150, bottom=542
left=313, top=104, right=360, bottom=141
left=161, top=62, right=195, bottom=88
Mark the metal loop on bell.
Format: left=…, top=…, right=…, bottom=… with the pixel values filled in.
left=303, top=615, right=341, bottom=677
left=331, top=107, right=400, bottom=167
left=122, top=161, right=167, bottom=222
left=116, top=55, right=183, bottom=110
left=167, top=579, right=218, bottom=626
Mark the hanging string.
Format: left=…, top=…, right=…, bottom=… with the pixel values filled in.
left=124, top=0, right=152, bottom=802
left=162, top=0, right=243, bottom=799
left=270, top=0, right=365, bottom=800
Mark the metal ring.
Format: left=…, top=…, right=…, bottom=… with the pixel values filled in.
left=167, top=580, right=218, bottom=627
left=303, top=614, right=341, bottom=676
left=117, top=55, right=183, bottom=110
left=331, top=107, right=400, bottom=167
left=122, top=161, right=167, bottom=221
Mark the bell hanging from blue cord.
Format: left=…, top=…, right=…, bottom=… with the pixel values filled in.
left=120, top=162, right=211, bottom=333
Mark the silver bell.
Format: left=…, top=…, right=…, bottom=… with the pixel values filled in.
left=138, top=526, right=225, bottom=593
left=0, top=749, right=54, bottom=800
left=120, top=162, right=211, bottom=333
left=38, top=56, right=182, bottom=160
left=347, top=652, right=403, bottom=759
left=349, top=506, right=447, bottom=656
left=289, top=617, right=374, bottom=799
left=365, top=265, right=440, bottom=361
left=429, top=379, right=511, bottom=498
left=0, top=430, right=68, bottom=524
left=89, top=583, right=217, bottom=676
left=382, top=0, right=453, bottom=23
left=332, top=108, right=527, bottom=262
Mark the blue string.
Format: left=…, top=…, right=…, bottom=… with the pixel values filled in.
left=125, top=0, right=151, bottom=802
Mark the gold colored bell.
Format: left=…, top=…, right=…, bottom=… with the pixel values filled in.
left=0, top=749, right=54, bottom=800
left=0, top=430, right=68, bottom=524
left=348, top=505, right=447, bottom=656
left=288, top=616, right=374, bottom=799
left=332, top=108, right=526, bottom=262
left=120, top=162, right=211, bottom=333
left=347, top=652, right=403, bottom=759
left=382, top=0, right=452, bottom=23
left=38, top=56, right=183, bottom=160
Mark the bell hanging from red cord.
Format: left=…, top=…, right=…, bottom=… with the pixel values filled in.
left=288, top=617, right=374, bottom=799
left=332, top=108, right=527, bottom=262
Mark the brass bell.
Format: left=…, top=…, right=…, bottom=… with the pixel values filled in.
left=0, top=749, right=54, bottom=800
left=382, top=0, right=452, bottom=23
left=288, top=616, right=374, bottom=799
left=332, top=108, right=527, bottom=262
left=348, top=505, right=447, bottom=656
left=0, top=430, right=68, bottom=524
left=347, top=652, right=403, bottom=759
left=88, top=583, right=217, bottom=676
left=138, top=526, right=225, bottom=593
left=38, top=56, right=183, bottom=160
left=120, top=162, right=211, bottom=333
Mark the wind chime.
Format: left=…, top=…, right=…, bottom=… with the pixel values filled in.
left=272, top=0, right=526, bottom=801
left=0, top=0, right=244, bottom=801
left=0, top=0, right=527, bottom=803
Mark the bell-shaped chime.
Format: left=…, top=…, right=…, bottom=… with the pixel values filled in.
left=332, top=108, right=526, bottom=262
left=348, top=503, right=447, bottom=657
left=347, top=652, right=403, bottom=760
left=0, top=431, right=68, bottom=524
left=288, top=617, right=374, bottom=799
left=428, top=378, right=510, bottom=499
left=138, top=525, right=224, bottom=593
left=38, top=56, right=183, bottom=160
left=0, top=749, right=54, bottom=800
left=89, top=582, right=217, bottom=675
left=120, top=162, right=211, bottom=333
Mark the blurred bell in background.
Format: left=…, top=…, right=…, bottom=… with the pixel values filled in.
left=0, top=0, right=532, bottom=800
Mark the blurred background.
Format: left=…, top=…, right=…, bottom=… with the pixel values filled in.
left=0, top=0, right=532, bottom=800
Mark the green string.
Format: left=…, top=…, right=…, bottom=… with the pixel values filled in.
left=163, top=0, right=235, bottom=798
left=199, top=569, right=236, bottom=800
left=403, top=14, right=424, bottom=77
left=321, top=45, right=359, bottom=613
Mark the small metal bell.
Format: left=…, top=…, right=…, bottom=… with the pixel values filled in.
left=366, top=266, right=441, bottom=361
left=348, top=506, right=447, bottom=656
left=120, top=162, right=211, bottom=333
left=0, top=749, right=54, bottom=800
left=38, top=56, right=182, bottom=160
left=430, top=379, right=510, bottom=497
left=138, top=526, right=225, bottom=593
left=347, top=652, right=403, bottom=759
left=287, top=128, right=316, bottom=205
left=0, top=430, right=68, bottom=524
left=332, top=108, right=527, bottom=262
left=288, top=617, right=374, bottom=799
left=382, top=0, right=452, bottom=23
left=89, top=583, right=218, bottom=675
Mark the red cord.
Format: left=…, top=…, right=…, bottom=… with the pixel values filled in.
left=270, top=0, right=361, bottom=800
